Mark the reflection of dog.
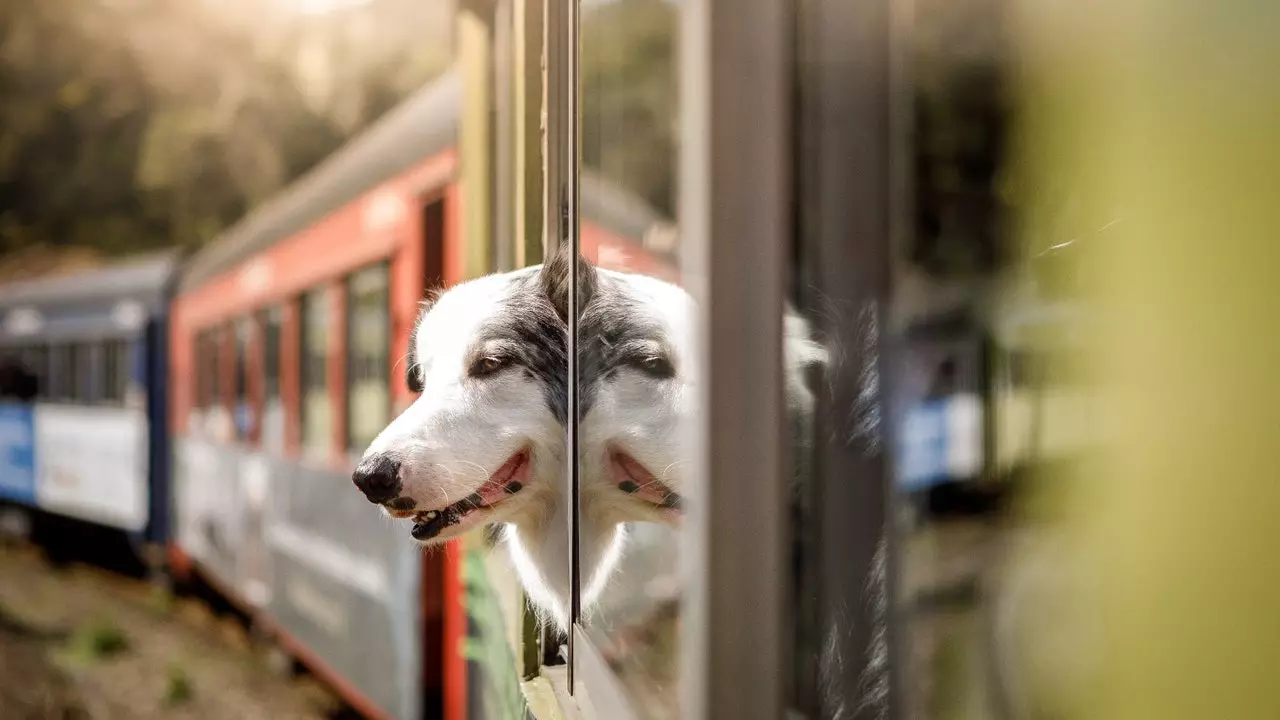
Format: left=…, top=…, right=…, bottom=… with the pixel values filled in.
left=576, top=259, right=888, bottom=720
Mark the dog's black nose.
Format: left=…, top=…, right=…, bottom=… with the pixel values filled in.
left=352, top=454, right=402, bottom=504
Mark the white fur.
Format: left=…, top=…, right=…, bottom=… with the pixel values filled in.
left=580, top=269, right=699, bottom=527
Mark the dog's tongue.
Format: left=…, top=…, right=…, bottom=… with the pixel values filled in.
left=409, top=452, right=528, bottom=541
left=476, top=452, right=526, bottom=506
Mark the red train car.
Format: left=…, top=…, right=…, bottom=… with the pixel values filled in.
left=168, top=67, right=674, bottom=720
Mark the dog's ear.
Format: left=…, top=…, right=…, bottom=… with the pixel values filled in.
left=538, top=243, right=598, bottom=322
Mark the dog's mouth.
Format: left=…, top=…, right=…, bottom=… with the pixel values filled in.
left=404, top=449, right=532, bottom=542
left=609, top=449, right=683, bottom=520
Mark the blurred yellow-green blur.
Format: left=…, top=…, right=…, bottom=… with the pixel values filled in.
left=1018, top=1, right=1280, bottom=717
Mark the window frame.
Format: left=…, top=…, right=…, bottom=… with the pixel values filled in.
left=670, top=0, right=793, bottom=717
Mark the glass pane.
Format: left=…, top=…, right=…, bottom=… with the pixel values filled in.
left=345, top=264, right=389, bottom=452
left=30, top=343, right=47, bottom=397
left=101, top=339, right=125, bottom=405
left=577, top=0, right=683, bottom=712
left=17, top=345, right=45, bottom=400
left=260, top=306, right=285, bottom=454
left=207, top=330, right=222, bottom=411
left=70, top=342, right=92, bottom=403
left=300, top=288, right=332, bottom=459
left=234, top=317, right=254, bottom=441
left=783, top=0, right=896, bottom=713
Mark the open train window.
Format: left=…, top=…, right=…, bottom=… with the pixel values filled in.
left=423, top=199, right=445, bottom=291
left=234, top=317, right=254, bottom=442
left=206, top=329, right=222, bottom=412
left=259, top=306, right=284, bottom=453
left=299, top=288, right=332, bottom=460
left=101, top=338, right=128, bottom=406
left=345, top=263, right=390, bottom=454
left=68, top=342, right=91, bottom=404
left=21, top=345, right=47, bottom=400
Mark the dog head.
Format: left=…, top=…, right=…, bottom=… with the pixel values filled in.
left=578, top=267, right=697, bottom=526
left=578, top=267, right=831, bottom=528
left=351, top=260, right=573, bottom=546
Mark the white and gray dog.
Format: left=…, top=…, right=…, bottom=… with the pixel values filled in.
left=351, top=248, right=886, bottom=718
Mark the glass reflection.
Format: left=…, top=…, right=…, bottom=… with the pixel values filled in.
left=577, top=0, right=682, bottom=714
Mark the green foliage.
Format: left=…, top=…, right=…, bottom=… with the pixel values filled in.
left=461, top=548, right=528, bottom=720
left=0, top=0, right=448, bottom=262
left=64, top=616, right=129, bottom=663
left=146, top=585, right=176, bottom=616
left=162, top=662, right=194, bottom=706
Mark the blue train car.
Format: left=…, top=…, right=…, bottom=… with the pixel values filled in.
left=0, top=253, right=179, bottom=569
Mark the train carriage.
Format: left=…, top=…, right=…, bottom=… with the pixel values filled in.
left=0, top=252, right=179, bottom=569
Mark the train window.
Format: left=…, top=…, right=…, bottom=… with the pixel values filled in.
left=259, top=306, right=284, bottom=453
left=300, top=288, right=333, bottom=459
left=101, top=339, right=128, bottom=406
left=345, top=263, right=389, bottom=454
left=572, top=0, right=682, bottom=712
left=69, top=342, right=91, bottom=403
left=21, top=345, right=46, bottom=400
left=234, top=317, right=254, bottom=442
left=50, top=345, right=68, bottom=402
left=207, top=329, right=222, bottom=411
left=193, top=331, right=206, bottom=409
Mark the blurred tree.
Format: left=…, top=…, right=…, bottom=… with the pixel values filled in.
left=0, top=0, right=450, bottom=270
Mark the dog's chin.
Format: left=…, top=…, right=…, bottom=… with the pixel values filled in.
left=387, top=448, right=536, bottom=544
left=608, top=448, right=683, bottom=525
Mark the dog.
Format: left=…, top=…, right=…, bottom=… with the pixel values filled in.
left=351, top=249, right=887, bottom=717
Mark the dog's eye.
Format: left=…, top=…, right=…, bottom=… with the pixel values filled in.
left=636, top=355, right=675, bottom=378
left=470, top=355, right=510, bottom=377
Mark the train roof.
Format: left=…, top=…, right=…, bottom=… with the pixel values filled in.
left=0, top=251, right=181, bottom=343
left=178, top=65, right=675, bottom=295
left=178, top=68, right=463, bottom=293
left=0, top=251, right=180, bottom=311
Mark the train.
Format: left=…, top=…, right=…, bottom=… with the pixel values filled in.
left=0, top=65, right=676, bottom=720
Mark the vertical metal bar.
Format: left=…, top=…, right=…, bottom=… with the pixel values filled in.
left=679, top=0, right=790, bottom=716
left=543, top=0, right=579, bottom=688
left=566, top=0, right=583, bottom=690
